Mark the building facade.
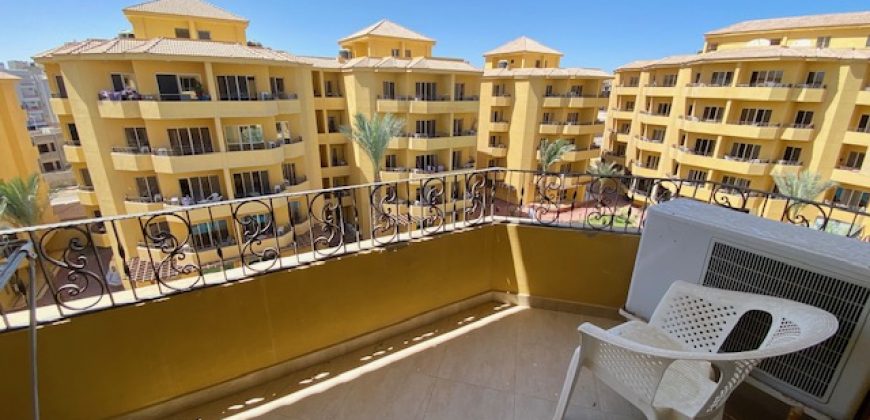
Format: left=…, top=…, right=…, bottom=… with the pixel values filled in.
left=1, top=60, right=58, bottom=130
left=477, top=37, right=611, bottom=201
left=604, top=11, right=870, bottom=234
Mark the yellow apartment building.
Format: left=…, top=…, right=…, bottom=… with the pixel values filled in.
left=605, top=11, right=870, bottom=234
left=36, top=0, right=324, bottom=267
left=302, top=19, right=483, bottom=226
left=477, top=37, right=611, bottom=200
left=0, top=71, right=54, bottom=224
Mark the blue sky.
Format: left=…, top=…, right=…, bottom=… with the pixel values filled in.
left=1, top=0, right=867, bottom=71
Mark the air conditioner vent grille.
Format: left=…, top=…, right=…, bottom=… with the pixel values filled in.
left=703, top=242, right=869, bottom=400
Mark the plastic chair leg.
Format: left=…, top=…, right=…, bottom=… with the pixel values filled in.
left=553, top=346, right=582, bottom=420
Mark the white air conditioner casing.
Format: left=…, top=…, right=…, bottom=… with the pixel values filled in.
left=625, top=200, right=870, bottom=419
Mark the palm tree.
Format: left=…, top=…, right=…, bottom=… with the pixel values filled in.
left=341, top=113, right=405, bottom=183
left=538, top=139, right=574, bottom=172
left=587, top=160, right=624, bottom=177
left=0, top=174, right=44, bottom=228
left=773, top=171, right=836, bottom=217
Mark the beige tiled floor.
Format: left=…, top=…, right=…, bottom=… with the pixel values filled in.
left=170, top=303, right=644, bottom=420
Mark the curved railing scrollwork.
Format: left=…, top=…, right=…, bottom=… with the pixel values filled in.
left=370, top=183, right=402, bottom=245
left=308, top=192, right=345, bottom=257
left=584, top=176, right=622, bottom=230
left=232, top=200, right=280, bottom=272
left=463, top=172, right=488, bottom=224
left=34, top=225, right=109, bottom=310
left=417, top=178, right=445, bottom=234
left=140, top=213, right=204, bottom=291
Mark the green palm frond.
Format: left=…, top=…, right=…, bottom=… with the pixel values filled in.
left=772, top=171, right=836, bottom=201
left=341, top=113, right=405, bottom=181
left=588, top=160, right=624, bottom=177
left=0, top=173, right=43, bottom=228
left=538, top=139, right=574, bottom=171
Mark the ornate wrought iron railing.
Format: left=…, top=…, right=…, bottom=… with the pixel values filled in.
left=0, top=168, right=866, bottom=332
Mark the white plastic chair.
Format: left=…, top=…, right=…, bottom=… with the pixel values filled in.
left=553, top=281, right=838, bottom=420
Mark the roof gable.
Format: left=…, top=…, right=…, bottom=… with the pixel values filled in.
left=339, top=19, right=434, bottom=43
left=484, top=36, right=563, bottom=56
left=124, top=0, right=247, bottom=22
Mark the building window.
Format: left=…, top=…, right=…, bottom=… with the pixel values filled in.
left=37, top=144, right=50, bottom=154
left=55, top=75, right=67, bottom=98
left=770, top=38, right=782, bottom=46
left=832, top=187, right=870, bottom=209
left=857, top=115, right=870, bottom=132
left=179, top=176, right=222, bottom=202
left=67, top=123, right=80, bottom=143
left=701, top=106, right=724, bottom=122
left=224, top=125, right=265, bottom=151
left=748, top=70, right=783, bottom=86
left=566, top=112, right=579, bottom=124
left=804, top=71, right=825, bottom=88
left=662, top=74, right=677, bottom=87
left=492, top=83, right=507, bottom=97
left=79, top=168, right=93, bottom=187
left=197, top=30, right=211, bottom=40
left=843, top=151, right=865, bottom=170
left=655, top=102, right=671, bottom=116
left=793, top=111, right=814, bottom=128
left=216, top=75, right=257, bottom=101
left=382, top=81, right=396, bottom=99
left=168, top=127, right=213, bottom=155
left=269, top=77, right=285, bottom=98
left=721, top=176, right=750, bottom=189
left=709, top=71, right=733, bottom=86
left=192, top=220, right=232, bottom=250
left=783, top=146, right=802, bottom=163
left=391, top=49, right=400, bottom=57
left=687, top=169, right=708, bottom=184
left=644, top=155, right=660, bottom=169
left=452, top=118, right=464, bottom=136
left=233, top=170, right=271, bottom=197
left=454, top=83, right=465, bottom=100
left=706, top=43, right=718, bottom=52
left=175, top=28, right=191, bottom=39
left=405, top=49, right=411, bottom=58
left=545, top=85, right=554, bottom=97
left=110, top=73, right=136, bottom=92
left=124, top=127, right=150, bottom=150
left=414, top=82, right=437, bottom=100
left=618, top=122, right=631, bottom=134
left=535, top=60, right=541, bottom=68
left=282, top=163, right=298, bottom=182
left=728, top=142, right=761, bottom=160
left=627, top=76, right=639, bottom=87
left=739, top=108, right=773, bottom=126
left=650, top=128, right=666, bottom=141
left=816, top=36, right=831, bottom=48
left=415, top=120, right=436, bottom=137
left=385, top=155, right=397, bottom=168
left=135, top=176, right=161, bottom=201
left=693, top=138, right=715, bottom=156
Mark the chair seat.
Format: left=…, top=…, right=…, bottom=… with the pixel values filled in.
left=608, top=321, right=718, bottom=418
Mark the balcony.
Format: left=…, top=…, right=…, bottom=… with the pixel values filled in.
left=831, top=167, right=870, bottom=186
left=631, top=162, right=660, bottom=177
left=856, top=89, right=870, bottom=106
left=380, top=168, right=411, bottom=182
left=313, top=94, right=346, bottom=110
left=97, top=100, right=142, bottom=119
left=63, top=142, right=86, bottom=163
left=634, top=136, right=666, bottom=153
left=151, top=148, right=221, bottom=173
left=49, top=97, right=71, bottom=115
left=542, top=94, right=608, bottom=109
left=318, top=132, right=346, bottom=145
left=613, top=84, right=639, bottom=96
left=281, top=176, right=310, bottom=193
left=0, top=168, right=867, bottom=419
left=539, top=122, right=604, bottom=136
left=489, top=121, right=510, bottom=132
left=76, top=186, right=98, bottom=206
left=321, top=161, right=351, bottom=177
left=679, top=116, right=781, bottom=140
left=609, top=109, right=634, bottom=120
left=124, top=196, right=165, bottom=213
left=684, top=84, right=825, bottom=103
left=110, top=148, right=154, bottom=171
left=643, top=85, right=677, bottom=97
left=225, top=142, right=286, bottom=168
left=282, top=137, right=306, bottom=158
left=673, top=147, right=771, bottom=175
left=375, top=96, right=479, bottom=114
left=491, top=95, right=512, bottom=107
left=561, top=146, right=601, bottom=162
left=481, top=144, right=508, bottom=158
left=771, top=161, right=803, bottom=176
left=780, top=124, right=814, bottom=142
left=843, top=128, right=870, bottom=147
left=407, top=132, right=477, bottom=152
left=638, top=111, right=670, bottom=126
left=98, top=94, right=302, bottom=120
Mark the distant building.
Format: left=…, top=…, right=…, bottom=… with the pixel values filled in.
left=1, top=60, right=57, bottom=130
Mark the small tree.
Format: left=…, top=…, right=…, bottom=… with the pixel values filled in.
left=538, top=139, right=574, bottom=172
left=341, top=113, right=404, bottom=182
left=587, top=160, right=624, bottom=177
left=0, top=174, right=44, bottom=228
left=773, top=171, right=836, bottom=217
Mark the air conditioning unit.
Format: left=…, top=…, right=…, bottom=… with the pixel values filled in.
left=625, top=199, right=870, bottom=419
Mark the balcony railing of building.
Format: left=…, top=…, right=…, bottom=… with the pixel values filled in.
left=852, top=125, right=870, bottom=134
left=543, top=92, right=610, bottom=98
left=1, top=168, right=868, bottom=332
left=97, top=90, right=299, bottom=102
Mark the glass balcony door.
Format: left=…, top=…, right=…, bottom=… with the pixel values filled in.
left=225, top=125, right=265, bottom=151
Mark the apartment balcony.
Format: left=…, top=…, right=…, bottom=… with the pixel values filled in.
left=124, top=196, right=165, bottom=213
left=491, top=95, right=512, bottom=107
left=110, top=148, right=154, bottom=171
left=380, top=168, right=410, bottom=182
left=49, top=97, right=71, bottom=116
left=562, top=122, right=605, bottom=136
left=634, top=136, right=666, bottom=153
left=831, top=167, right=870, bottom=186
left=856, top=89, right=870, bottom=106
left=613, top=85, right=639, bottom=96
left=321, top=162, right=351, bottom=178
left=539, top=122, right=563, bottom=135
left=411, top=98, right=479, bottom=114
left=843, top=129, right=870, bottom=147
left=63, top=142, right=86, bottom=163
left=489, top=121, right=510, bottom=132
left=151, top=149, right=222, bottom=174
left=97, top=100, right=142, bottom=119
left=313, top=95, right=346, bottom=110
left=388, top=136, right=409, bottom=149
left=561, top=147, right=600, bottom=162
left=771, top=161, right=803, bottom=176
left=1, top=168, right=866, bottom=420
left=643, top=85, right=677, bottom=97
left=679, top=116, right=781, bottom=140
left=638, top=111, right=670, bottom=126
left=375, top=98, right=410, bottom=113
left=404, top=133, right=475, bottom=152
left=282, top=137, right=306, bottom=159
left=318, top=132, right=347, bottom=145
left=609, top=109, right=634, bottom=120
left=684, top=84, right=825, bottom=103
left=481, top=144, right=508, bottom=158
left=780, top=124, right=815, bottom=142
left=98, top=95, right=302, bottom=120
left=76, top=186, right=98, bottom=206
left=281, top=176, right=310, bottom=193
left=542, top=95, right=608, bottom=109
left=631, top=162, right=661, bottom=177
left=673, top=147, right=771, bottom=175
left=614, top=132, right=631, bottom=143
